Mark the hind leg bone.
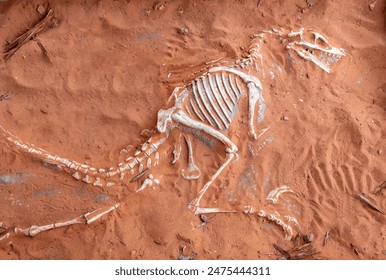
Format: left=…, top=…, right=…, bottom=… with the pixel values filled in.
left=171, top=110, right=238, bottom=214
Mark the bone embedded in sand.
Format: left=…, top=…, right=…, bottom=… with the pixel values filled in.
left=259, top=211, right=294, bottom=240
left=172, top=143, right=182, bottom=164
left=181, top=135, right=201, bottom=180
left=284, top=215, right=299, bottom=227
left=193, top=207, right=237, bottom=215
left=286, top=28, right=346, bottom=73
left=146, top=158, right=152, bottom=169
left=266, top=185, right=298, bottom=204
left=243, top=205, right=255, bottom=214
left=82, top=175, right=91, bottom=183
left=138, top=163, right=144, bottom=173
left=0, top=231, right=10, bottom=241
left=154, top=152, right=160, bottom=166
left=72, top=172, right=80, bottom=180
left=93, top=177, right=102, bottom=187
left=136, top=178, right=153, bottom=192
left=84, top=203, right=120, bottom=224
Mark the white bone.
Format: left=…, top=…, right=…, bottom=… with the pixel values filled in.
left=93, top=177, right=102, bottom=187
left=119, top=173, right=125, bottom=180
left=72, top=172, right=80, bottom=180
left=134, top=150, right=141, bottom=156
left=136, top=178, right=153, bottom=192
left=286, top=28, right=346, bottom=73
left=193, top=207, right=237, bottom=215
left=266, top=185, right=298, bottom=204
left=172, top=143, right=182, bottom=164
left=284, top=215, right=299, bottom=227
left=138, top=164, right=144, bottom=173
left=106, top=182, right=115, bottom=187
left=98, top=168, right=106, bottom=173
left=181, top=135, right=201, bottom=180
left=84, top=203, right=120, bottom=224
left=154, top=152, right=159, bottom=166
left=154, top=178, right=160, bottom=185
left=0, top=232, right=10, bottom=241
left=82, top=175, right=90, bottom=183
left=141, top=143, right=147, bottom=151
left=146, top=158, right=152, bottom=169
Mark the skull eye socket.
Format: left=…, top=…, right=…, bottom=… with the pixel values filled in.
left=315, top=38, right=330, bottom=49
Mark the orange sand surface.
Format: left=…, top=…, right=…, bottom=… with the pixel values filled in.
left=0, top=0, right=385, bottom=259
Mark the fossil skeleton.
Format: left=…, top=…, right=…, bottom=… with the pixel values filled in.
left=0, top=28, right=345, bottom=241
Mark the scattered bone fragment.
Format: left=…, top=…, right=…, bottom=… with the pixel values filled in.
left=266, top=185, right=298, bottom=204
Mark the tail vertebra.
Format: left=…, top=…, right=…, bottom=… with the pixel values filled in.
left=0, top=124, right=166, bottom=187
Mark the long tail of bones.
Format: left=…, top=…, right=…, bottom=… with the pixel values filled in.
left=0, top=28, right=345, bottom=241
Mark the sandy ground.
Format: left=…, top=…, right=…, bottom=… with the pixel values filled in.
left=0, top=0, right=385, bottom=260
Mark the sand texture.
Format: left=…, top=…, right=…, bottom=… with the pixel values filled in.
left=0, top=0, right=385, bottom=259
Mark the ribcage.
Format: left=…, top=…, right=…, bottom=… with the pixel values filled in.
left=184, top=71, right=247, bottom=131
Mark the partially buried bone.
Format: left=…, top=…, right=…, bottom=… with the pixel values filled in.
left=266, top=185, right=298, bottom=204
left=286, top=28, right=346, bottom=73
left=181, top=135, right=201, bottom=180
left=14, top=204, right=119, bottom=237
left=172, top=139, right=182, bottom=164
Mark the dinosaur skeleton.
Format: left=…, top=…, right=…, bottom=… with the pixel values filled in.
left=0, top=28, right=346, bottom=241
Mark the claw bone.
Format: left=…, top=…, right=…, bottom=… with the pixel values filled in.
left=266, top=185, right=298, bottom=204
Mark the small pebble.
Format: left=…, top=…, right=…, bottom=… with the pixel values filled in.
left=282, top=116, right=289, bottom=121
left=177, top=27, right=189, bottom=35
left=36, top=4, right=45, bottom=15
left=303, top=233, right=314, bottom=243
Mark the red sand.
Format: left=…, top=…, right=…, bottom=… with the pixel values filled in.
left=0, top=0, right=385, bottom=259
